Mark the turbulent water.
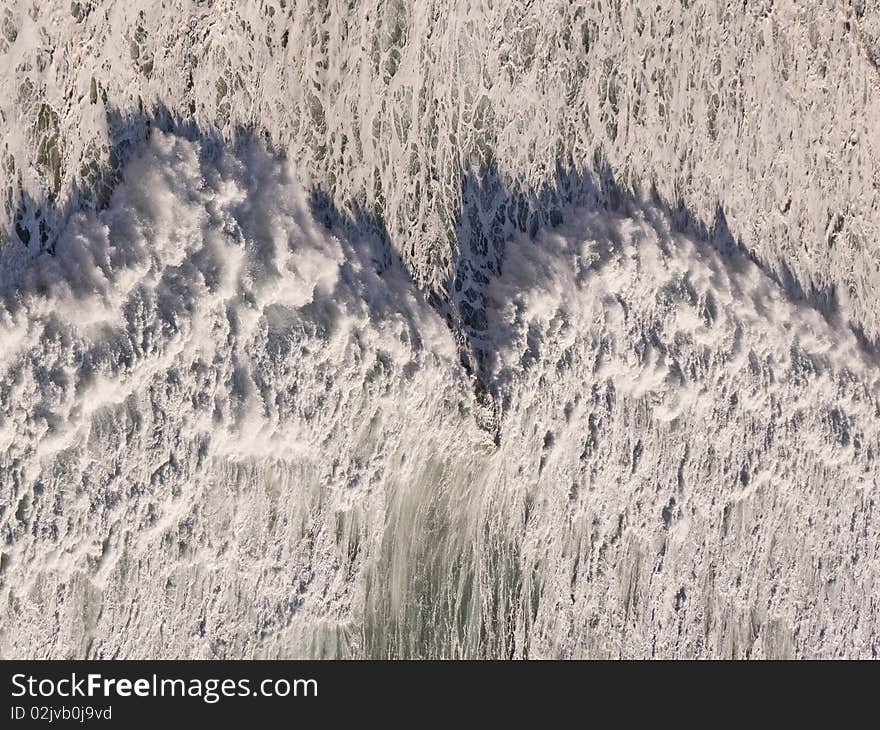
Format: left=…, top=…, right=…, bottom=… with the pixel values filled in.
left=2, top=1, right=880, bottom=658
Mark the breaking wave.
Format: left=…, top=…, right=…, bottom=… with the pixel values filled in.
left=2, top=129, right=879, bottom=658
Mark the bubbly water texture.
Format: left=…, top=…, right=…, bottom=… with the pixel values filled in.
left=1, top=130, right=879, bottom=659
left=3, top=1, right=880, bottom=333
left=2, top=1, right=880, bottom=658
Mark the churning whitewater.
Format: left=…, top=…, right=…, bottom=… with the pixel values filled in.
left=1, top=130, right=879, bottom=659
left=4, top=0, right=880, bottom=660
